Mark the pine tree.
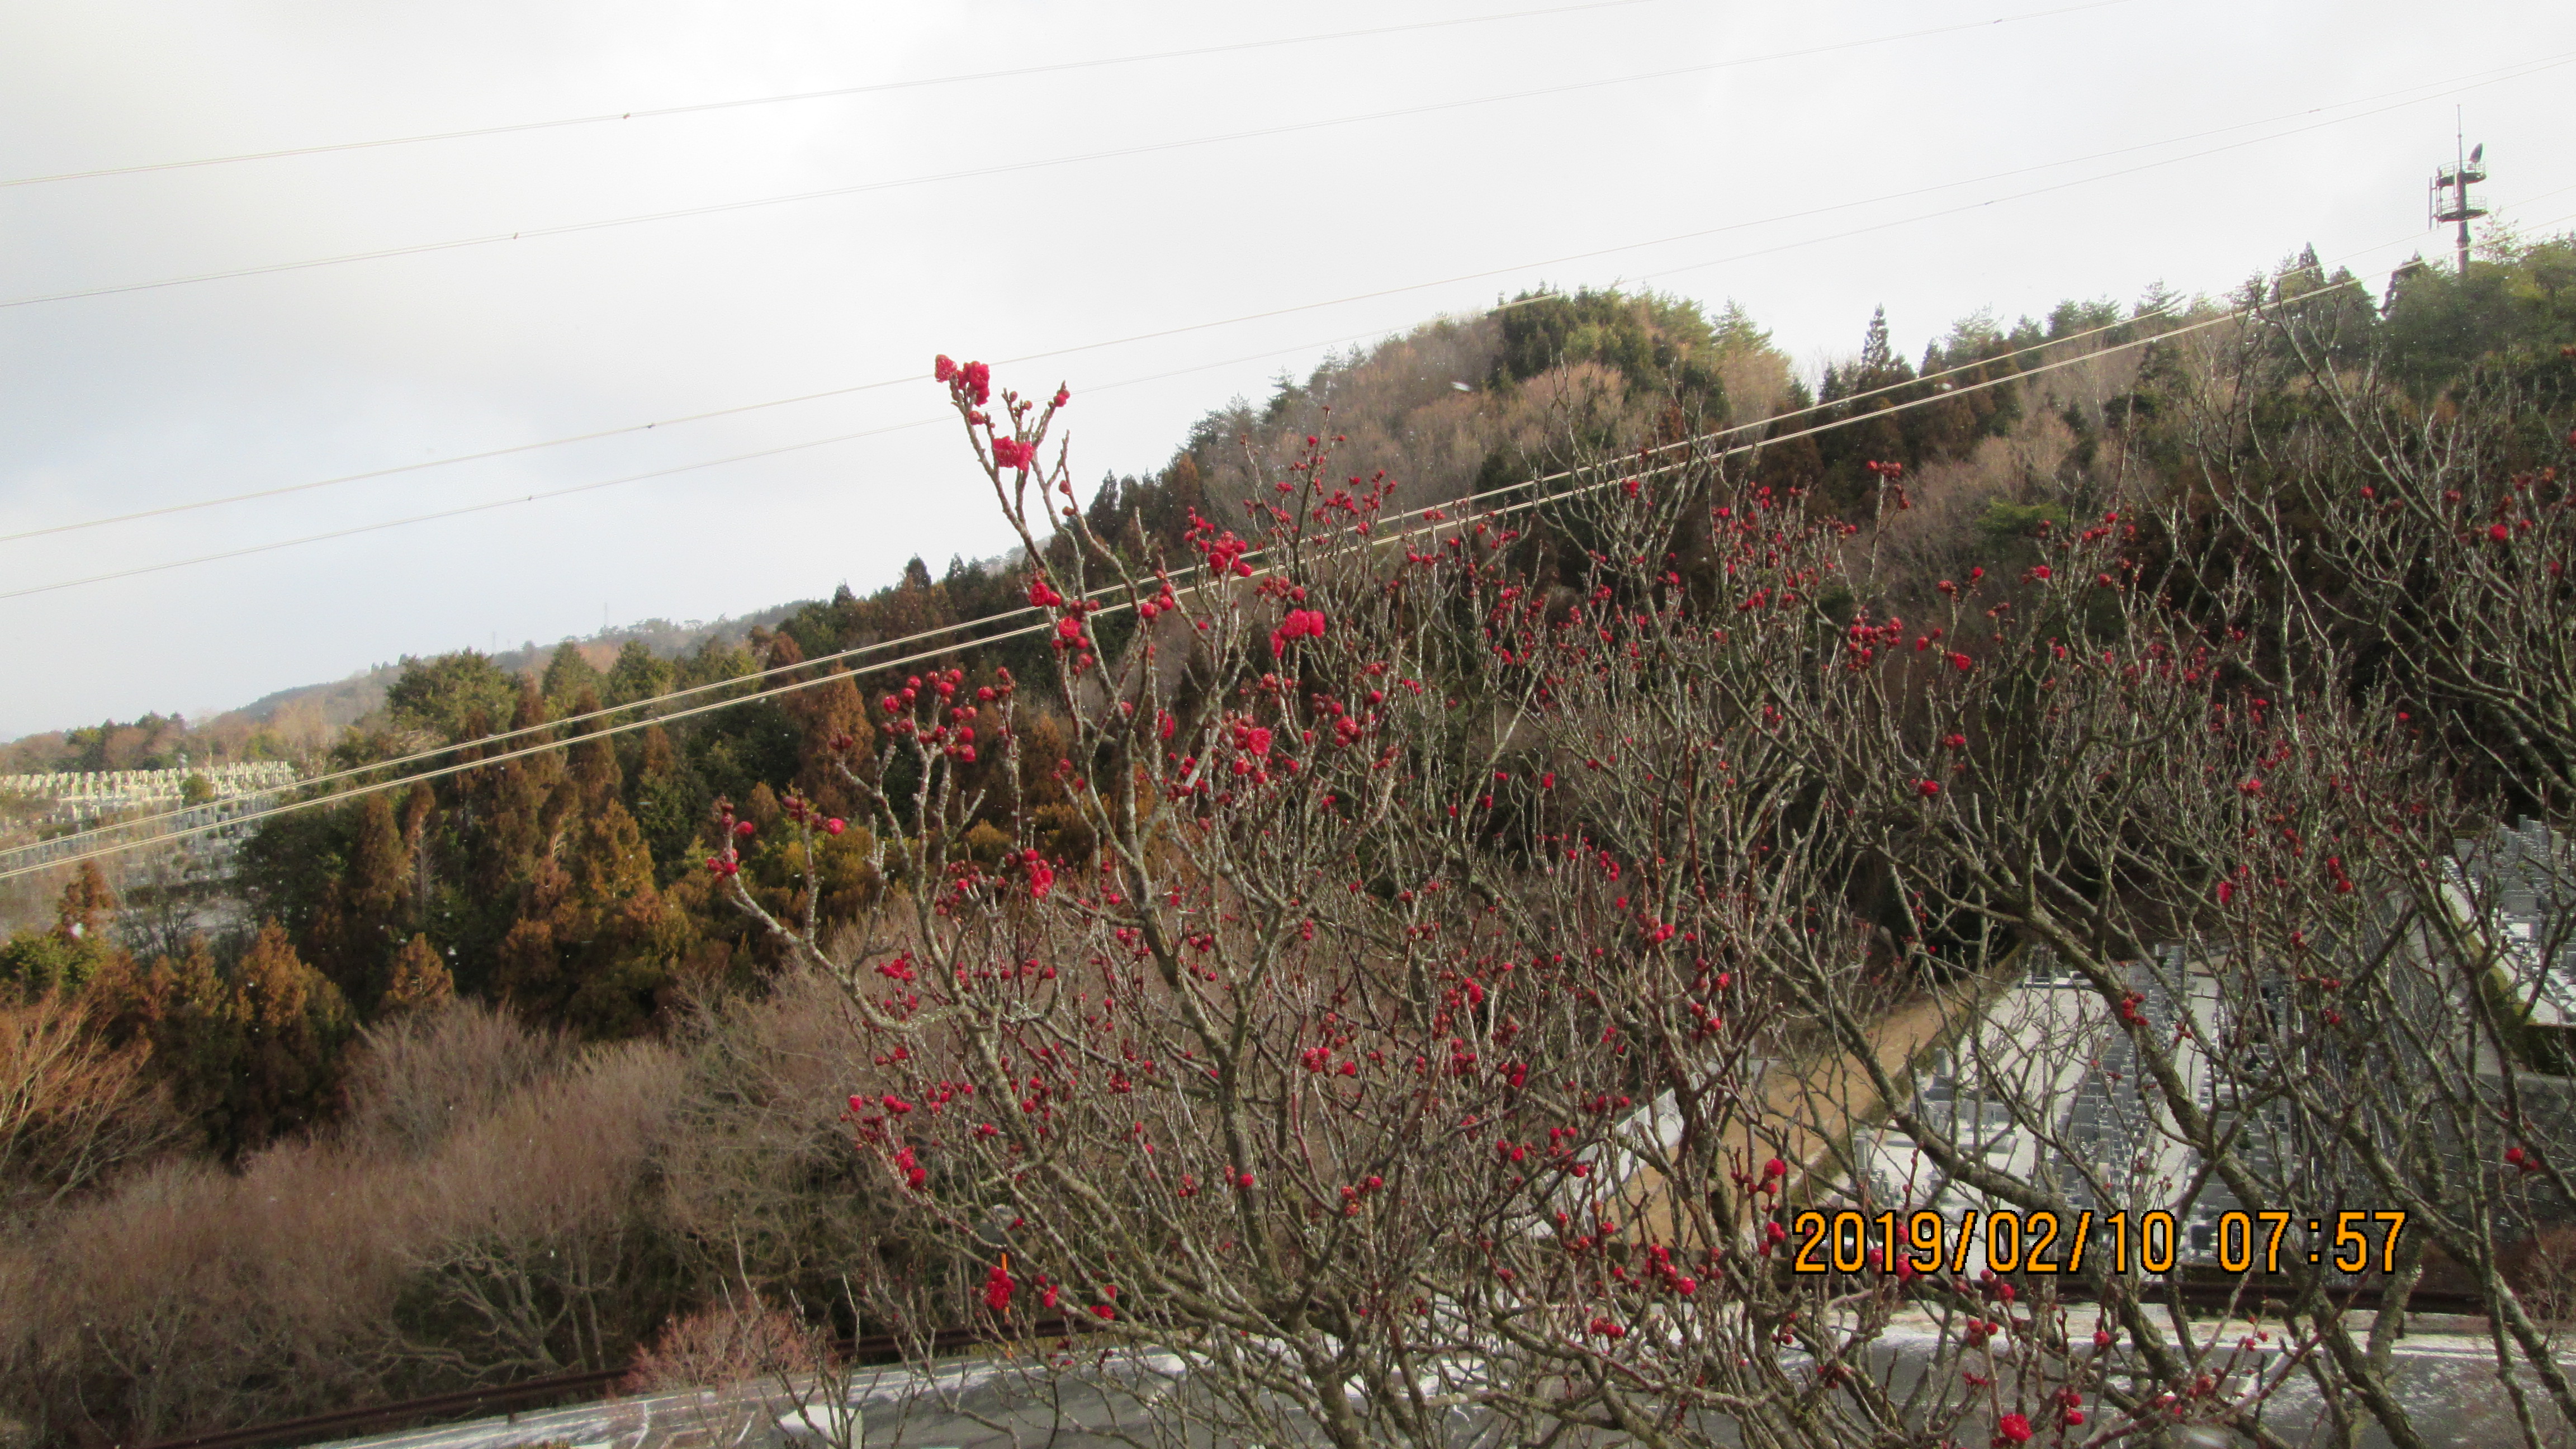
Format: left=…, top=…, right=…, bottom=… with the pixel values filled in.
left=145, top=936, right=240, bottom=1152
left=222, top=922, right=352, bottom=1150
left=56, top=861, right=116, bottom=941
left=1085, top=473, right=1126, bottom=541
left=1857, top=305, right=1893, bottom=378
left=385, top=651, right=519, bottom=743
left=1711, top=299, right=1772, bottom=354
left=542, top=641, right=603, bottom=709
left=400, top=780, right=437, bottom=917
left=565, top=686, right=622, bottom=815
left=767, top=636, right=869, bottom=820
left=308, top=792, right=410, bottom=1007
left=629, top=724, right=701, bottom=878
left=381, top=934, right=454, bottom=1015
left=604, top=638, right=674, bottom=707
left=492, top=799, right=685, bottom=1036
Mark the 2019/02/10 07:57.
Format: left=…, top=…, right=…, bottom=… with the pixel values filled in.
left=1786, top=1208, right=2409, bottom=1276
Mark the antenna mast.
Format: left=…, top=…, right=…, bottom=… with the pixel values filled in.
left=2429, top=109, right=2488, bottom=279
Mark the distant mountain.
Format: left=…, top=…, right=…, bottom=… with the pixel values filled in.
left=0, top=605, right=813, bottom=774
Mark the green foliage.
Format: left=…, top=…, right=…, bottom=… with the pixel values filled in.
left=0, top=928, right=116, bottom=1001
left=1710, top=299, right=1772, bottom=354
left=384, top=652, right=519, bottom=742
left=604, top=638, right=675, bottom=707
left=540, top=642, right=603, bottom=710
left=236, top=800, right=359, bottom=944
left=1976, top=500, right=2068, bottom=547
left=1495, top=286, right=1725, bottom=405
left=2381, top=233, right=2576, bottom=394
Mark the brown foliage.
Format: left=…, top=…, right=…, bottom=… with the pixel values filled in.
left=623, top=1296, right=821, bottom=1393
left=380, top=934, right=455, bottom=1017
left=338, top=998, right=557, bottom=1158
left=0, top=991, right=181, bottom=1222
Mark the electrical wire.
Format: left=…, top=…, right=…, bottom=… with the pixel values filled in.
left=0, top=257, right=2434, bottom=885
left=1, top=0, right=1686, bottom=190
left=0, top=322, right=1464, bottom=601
left=15, top=108, right=2569, bottom=604
left=7, top=49, right=2562, bottom=551
left=5, top=6, right=2510, bottom=318
left=1, top=290, right=2201, bottom=864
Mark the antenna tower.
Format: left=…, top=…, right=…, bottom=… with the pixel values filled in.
left=2428, top=110, right=2487, bottom=279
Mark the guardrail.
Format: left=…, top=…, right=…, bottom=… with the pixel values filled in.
left=128, top=1318, right=1076, bottom=1449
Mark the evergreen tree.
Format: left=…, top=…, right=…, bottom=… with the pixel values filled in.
left=1085, top=473, right=1126, bottom=542
left=384, top=651, right=518, bottom=742
left=307, top=792, right=410, bottom=1008
left=0, top=865, right=126, bottom=1000
left=380, top=934, right=454, bottom=1015
left=765, top=635, right=870, bottom=819
left=58, top=861, right=116, bottom=940
left=541, top=641, right=603, bottom=710
left=221, top=922, right=352, bottom=1150
left=493, top=798, right=684, bottom=1036
left=564, top=685, right=622, bottom=816
left=1711, top=299, right=1772, bottom=354
left=1857, top=305, right=1893, bottom=377
left=604, top=638, right=675, bottom=708
left=628, top=724, right=703, bottom=882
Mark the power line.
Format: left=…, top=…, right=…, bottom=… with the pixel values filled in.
left=2, top=266, right=2408, bottom=886
left=6, top=292, right=2200, bottom=864
left=1, top=0, right=1683, bottom=190
left=0, top=323, right=1440, bottom=600
left=13, top=113, right=2568, bottom=604
left=1617, top=112, right=2576, bottom=294
left=5, top=49, right=2555, bottom=546
left=7, top=50, right=2560, bottom=550
left=0, top=3, right=2263, bottom=316
left=0, top=294, right=2206, bottom=865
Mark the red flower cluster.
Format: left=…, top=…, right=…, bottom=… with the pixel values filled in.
left=1190, top=517, right=1256, bottom=577
left=991, top=436, right=1036, bottom=472
left=935, top=354, right=992, bottom=405
left=1993, top=1411, right=2034, bottom=1445
left=891, top=1144, right=927, bottom=1192
left=1271, top=608, right=1327, bottom=657
left=705, top=803, right=746, bottom=876
left=1023, top=849, right=1055, bottom=901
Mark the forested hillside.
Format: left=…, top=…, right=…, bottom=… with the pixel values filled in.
left=2, top=231, right=2572, bottom=1445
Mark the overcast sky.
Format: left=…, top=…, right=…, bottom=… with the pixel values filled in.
left=1, top=0, right=2568, bottom=740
